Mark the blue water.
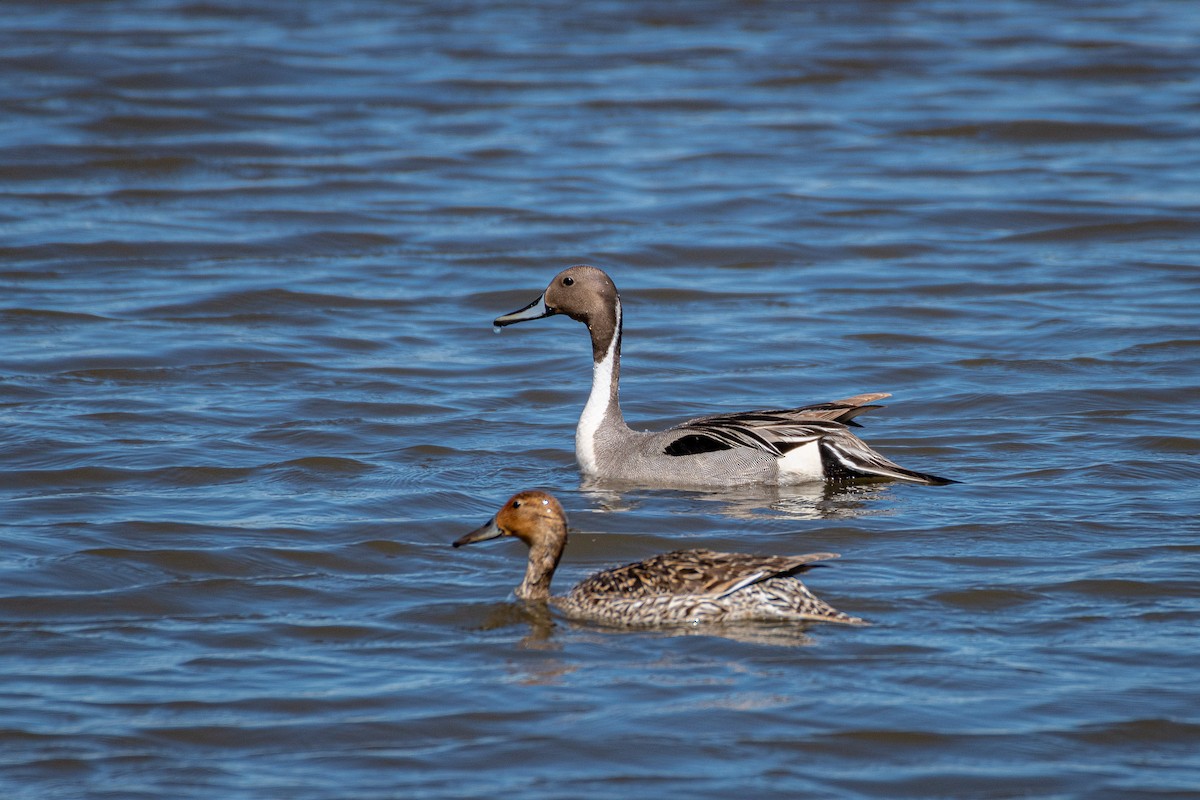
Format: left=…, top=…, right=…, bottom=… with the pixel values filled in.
left=2, top=2, right=1199, bottom=798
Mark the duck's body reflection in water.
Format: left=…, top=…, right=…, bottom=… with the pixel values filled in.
left=581, top=478, right=898, bottom=521
left=472, top=600, right=824, bottom=651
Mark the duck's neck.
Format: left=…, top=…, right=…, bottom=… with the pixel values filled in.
left=515, top=529, right=566, bottom=602
left=577, top=297, right=624, bottom=473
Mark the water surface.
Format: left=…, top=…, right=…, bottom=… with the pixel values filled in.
left=2, top=2, right=1199, bottom=798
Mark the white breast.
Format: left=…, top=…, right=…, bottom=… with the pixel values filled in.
left=575, top=354, right=611, bottom=474
left=575, top=299, right=621, bottom=475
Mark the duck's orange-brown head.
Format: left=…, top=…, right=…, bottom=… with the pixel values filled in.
left=453, top=490, right=568, bottom=550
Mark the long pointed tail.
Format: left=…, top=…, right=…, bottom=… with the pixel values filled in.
left=820, top=438, right=957, bottom=485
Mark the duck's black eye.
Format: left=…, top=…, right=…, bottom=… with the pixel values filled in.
left=562, top=276, right=574, bottom=286
left=511, top=500, right=521, bottom=508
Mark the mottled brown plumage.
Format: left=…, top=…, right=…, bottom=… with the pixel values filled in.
left=453, top=490, right=866, bottom=627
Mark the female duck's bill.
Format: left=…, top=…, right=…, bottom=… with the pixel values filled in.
left=492, top=265, right=954, bottom=489
left=452, top=489, right=867, bottom=627
left=453, top=516, right=505, bottom=546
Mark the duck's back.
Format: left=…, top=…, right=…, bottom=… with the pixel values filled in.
left=554, top=549, right=864, bottom=626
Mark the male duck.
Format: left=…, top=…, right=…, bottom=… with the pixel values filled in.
left=454, top=490, right=865, bottom=626
left=495, top=265, right=952, bottom=488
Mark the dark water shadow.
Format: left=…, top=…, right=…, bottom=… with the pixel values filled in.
left=473, top=601, right=560, bottom=651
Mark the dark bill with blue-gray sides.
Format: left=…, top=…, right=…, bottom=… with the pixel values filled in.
left=494, top=292, right=554, bottom=326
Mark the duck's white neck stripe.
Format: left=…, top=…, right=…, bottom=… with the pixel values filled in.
left=576, top=297, right=621, bottom=475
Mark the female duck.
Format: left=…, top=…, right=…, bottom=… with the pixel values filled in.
left=494, top=265, right=952, bottom=488
left=453, top=490, right=865, bottom=627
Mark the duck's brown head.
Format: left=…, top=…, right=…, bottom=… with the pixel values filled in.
left=453, top=489, right=568, bottom=551
left=495, top=265, right=618, bottom=327
left=494, top=265, right=621, bottom=361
